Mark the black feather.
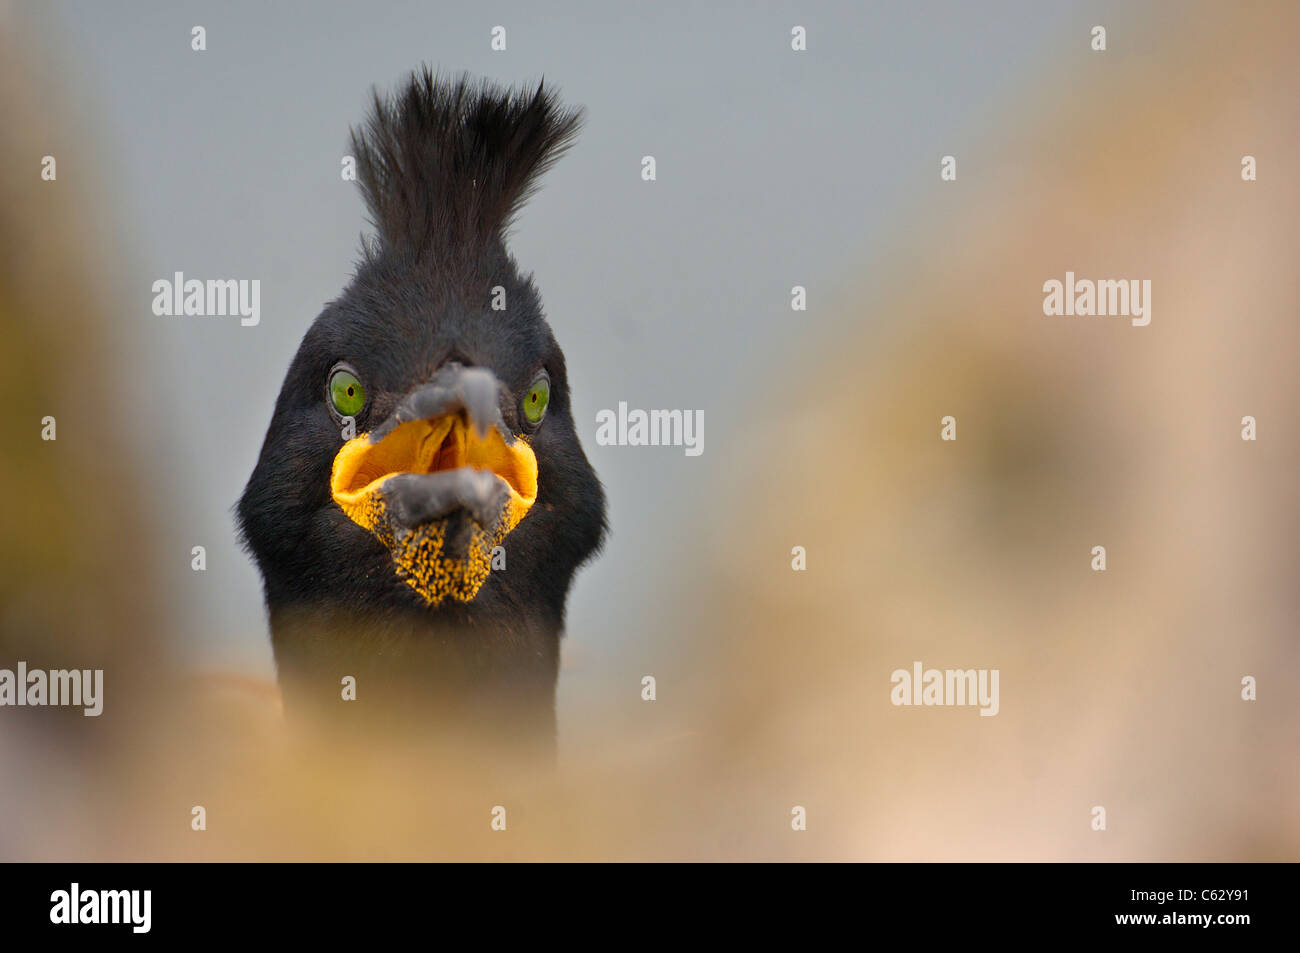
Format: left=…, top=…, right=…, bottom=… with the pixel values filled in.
left=350, top=68, right=584, bottom=258
left=237, top=69, right=605, bottom=754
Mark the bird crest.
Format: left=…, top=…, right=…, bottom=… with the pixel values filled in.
left=350, top=68, right=584, bottom=259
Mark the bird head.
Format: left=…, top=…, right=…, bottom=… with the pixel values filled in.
left=237, top=71, right=605, bottom=724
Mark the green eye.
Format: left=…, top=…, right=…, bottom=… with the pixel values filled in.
left=523, top=375, right=549, bottom=426
left=329, top=367, right=365, bottom=417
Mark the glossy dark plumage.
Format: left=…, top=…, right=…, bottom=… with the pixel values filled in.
left=237, top=69, right=605, bottom=749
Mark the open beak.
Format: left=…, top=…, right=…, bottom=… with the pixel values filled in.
left=330, top=364, right=538, bottom=606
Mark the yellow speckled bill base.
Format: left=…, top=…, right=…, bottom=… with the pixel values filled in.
left=329, top=416, right=538, bottom=605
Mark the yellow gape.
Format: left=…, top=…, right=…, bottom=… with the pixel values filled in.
left=329, top=416, right=538, bottom=605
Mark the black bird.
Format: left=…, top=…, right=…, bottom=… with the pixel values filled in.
left=237, top=70, right=606, bottom=751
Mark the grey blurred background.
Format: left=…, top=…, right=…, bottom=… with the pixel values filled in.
left=19, top=0, right=1084, bottom=682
